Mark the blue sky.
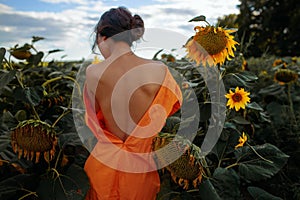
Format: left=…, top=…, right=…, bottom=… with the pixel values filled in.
left=0, top=0, right=240, bottom=60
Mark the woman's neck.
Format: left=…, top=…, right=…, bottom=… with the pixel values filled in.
left=109, top=41, right=132, bottom=58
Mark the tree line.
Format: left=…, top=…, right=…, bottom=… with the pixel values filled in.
left=217, top=0, right=300, bottom=57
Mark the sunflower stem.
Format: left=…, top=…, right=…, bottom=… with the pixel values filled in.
left=201, top=157, right=211, bottom=177
left=246, top=143, right=273, bottom=164
left=54, top=148, right=63, bottom=170
left=204, top=20, right=211, bottom=26
left=42, top=75, right=81, bottom=96
left=4, top=57, right=40, bottom=120
left=19, top=189, right=38, bottom=200
left=287, top=83, right=297, bottom=124
left=225, top=162, right=238, bottom=169
left=52, top=109, right=70, bottom=128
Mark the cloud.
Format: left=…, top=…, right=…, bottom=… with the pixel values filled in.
left=0, top=0, right=240, bottom=60
left=39, top=0, right=87, bottom=4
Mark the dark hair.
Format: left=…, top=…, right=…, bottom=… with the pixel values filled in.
left=92, top=7, right=144, bottom=51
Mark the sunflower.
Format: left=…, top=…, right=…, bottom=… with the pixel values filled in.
left=185, top=26, right=239, bottom=67
left=241, top=58, right=248, bottom=71
left=152, top=133, right=203, bottom=189
left=161, top=53, right=176, bottom=62
left=92, top=55, right=101, bottom=64
left=272, top=59, right=287, bottom=68
left=225, top=87, right=250, bottom=111
left=274, top=69, right=298, bottom=85
left=11, top=119, right=57, bottom=163
left=235, top=132, right=247, bottom=149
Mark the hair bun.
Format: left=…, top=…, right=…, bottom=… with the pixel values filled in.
left=131, top=14, right=145, bottom=41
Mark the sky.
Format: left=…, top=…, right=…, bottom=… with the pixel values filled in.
left=0, top=0, right=240, bottom=61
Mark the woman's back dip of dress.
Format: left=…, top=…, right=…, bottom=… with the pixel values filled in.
left=83, top=52, right=182, bottom=200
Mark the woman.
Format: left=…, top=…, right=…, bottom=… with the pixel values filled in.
left=83, top=7, right=182, bottom=200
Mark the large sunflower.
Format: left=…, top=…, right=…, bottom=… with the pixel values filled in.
left=225, top=87, right=250, bottom=111
left=185, top=26, right=239, bottom=67
left=11, top=119, right=57, bottom=163
left=152, top=133, right=203, bottom=189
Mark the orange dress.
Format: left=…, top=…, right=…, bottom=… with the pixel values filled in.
left=83, top=68, right=182, bottom=200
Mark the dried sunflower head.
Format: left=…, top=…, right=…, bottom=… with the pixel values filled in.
left=274, top=69, right=298, bottom=85
left=152, top=133, right=203, bottom=189
left=39, top=94, right=64, bottom=108
left=11, top=119, right=57, bottom=163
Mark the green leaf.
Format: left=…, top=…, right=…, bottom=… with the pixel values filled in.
left=48, top=49, right=64, bottom=54
left=2, top=111, right=18, bottom=128
left=231, top=116, right=251, bottom=125
left=0, top=70, right=16, bottom=90
left=152, top=49, right=164, bottom=60
left=157, top=173, right=177, bottom=200
left=198, top=179, right=222, bottom=200
left=225, top=71, right=257, bottom=88
left=27, top=51, right=44, bottom=65
left=37, top=164, right=90, bottom=200
left=189, top=15, right=206, bottom=22
left=0, top=47, right=6, bottom=67
left=246, top=102, right=264, bottom=111
left=211, top=168, right=240, bottom=199
left=265, top=102, right=287, bottom=125
left=24, top=87, right=42, bottom=106
left=235, top=143, right=289, bottom=181
left=58, top=132, right=83, bottom=148
left=247, top=186, right=283, bottom=200
left=14, top=110, right=27, bottom=122
left=0, top=174, right=36, bottom=200
left=32, top=36, right=45, bottom=43
left=0, top=134, right=10, bottom=153
left=258, top=84, right=284, bottom=95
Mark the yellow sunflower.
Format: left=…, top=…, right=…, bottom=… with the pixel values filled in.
left=92, top=55, right=101, bottom=64
left=225, top=87, right=250, bottom=111
left=235, top=132, right=247, bottom=149
left=274, top=69, right=298, bottom=85
left=185, top=26, right=239, bottom=67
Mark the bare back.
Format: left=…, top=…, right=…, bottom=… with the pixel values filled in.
left=86, top=52, right=167, bottom=141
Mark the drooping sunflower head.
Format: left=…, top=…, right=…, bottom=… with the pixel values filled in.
left=274, top=69, right=298, bottom=85
left=152, top=133, right=203, bottom=189
left=272, top=59, right=287, bottom=68
left=39, top=93, right=64, bottom=108
left=11, top=119, right=57, bottom=163
left=185, top=26, right=239, bottom=67
left=225, top=87, right=251, bottom=111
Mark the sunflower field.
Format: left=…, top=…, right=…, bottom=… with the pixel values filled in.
left=1, top=1, right=300, bottom=200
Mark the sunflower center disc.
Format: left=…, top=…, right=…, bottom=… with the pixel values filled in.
left=232, top=93, right=242, bottom=102
left=195, top=28, right=227, bottom=55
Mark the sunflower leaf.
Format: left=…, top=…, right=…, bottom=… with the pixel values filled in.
left=235, top=143, right=289, bottom=181
left=36, top=164, right=90, bottom=200
left=247, top=186, right=283, bottom=200
left=212, top=168, right=241, bottom=199
left=231, top=116, right=251, bottom=125
left=189, top=15, right=206, bottom=22
left=0, top=47, right=6, bottom=67
left=0, top=70, right=16, bottom=90
left=198, top=179, right=222, bottom=200
left=246, top=102, right=264, bottom=111
left=32, top=36, right=45, bottom=43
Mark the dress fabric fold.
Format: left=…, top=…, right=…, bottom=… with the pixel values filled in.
left=83, top=68, right=182, bottom=200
